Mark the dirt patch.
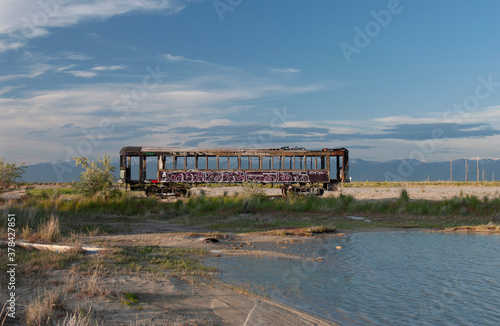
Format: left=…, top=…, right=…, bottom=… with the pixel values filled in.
left=336, top=185, right=500, bottom=201
left=440, top=224, right=500, bottom=234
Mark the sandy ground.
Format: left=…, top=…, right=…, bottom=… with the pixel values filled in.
left=188, top=184, right=500, bottom=201
left=338, top=185, right=500, bottom=201
left=16, top=269, right=334, bottom=326
left=5, top=231, right=337, bottom=325
left=3, top=184, right=500, bottom=201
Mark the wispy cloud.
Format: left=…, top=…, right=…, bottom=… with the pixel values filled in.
left=59, top=51, right=93, bottom=61
left=0, top=64, right=324, bottom=163
left=64, top=70, right=97, bottom=78
left=0, top=86, right=19, bottom=96
left=0, top=39, right=24, bottom=52
left=0, top=64, right=51, bottom=82
left=0, top=0, right=187, bottom=51
left=91, top=65, right=125, bottom=71
left=164, top=53, right=207, bottom=64
left=271, top=68, right=301, bottom=74
left=54, top=65, right=76, bottom=73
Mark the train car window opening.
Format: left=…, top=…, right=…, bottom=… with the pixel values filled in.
left=229, top=156, right=238, bottom=170
left=293, top=156, right=303, bottom=170
left=185, top=156, right=195, bottom=170
left=197, top=156, right=206, bottom=170
left=218, top=156, right=228, bottom=170
left=145, top=156, right=158, bottom=180
left=207, top=156, right=217, bottom=170
left=129, top=156, right=139, bottom=180
left=241, top=156, right=250, bottom=169
left=283, top=156, right=292, bottom=170
left=251, top=157, right=260, bottom=170
left=262, top=156, right=272, bottom=169
left=272, top=156, right=281, bottom=169
left=329, top=156, right=342, bottom=180
left=164, top=156, right=173, bottom=170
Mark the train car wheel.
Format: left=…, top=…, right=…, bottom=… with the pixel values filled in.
left=145, top=185, right=159, bottom=197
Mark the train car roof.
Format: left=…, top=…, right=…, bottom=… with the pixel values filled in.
left=120, top=146, right=348, bottom=155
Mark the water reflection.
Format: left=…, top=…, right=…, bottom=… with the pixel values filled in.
left=206, top=232, right=500, bottom=325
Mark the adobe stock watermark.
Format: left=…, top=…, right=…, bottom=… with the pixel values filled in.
left=51, top=65, right=165, bottom=181
left=384, top=74, right=500, bottom=181
left=213, top=0, right=244, bottom=21
left=340, top=0, right=409, bottom=64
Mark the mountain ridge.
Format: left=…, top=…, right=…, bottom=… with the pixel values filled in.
left=21, top=158, right=500, bottom=183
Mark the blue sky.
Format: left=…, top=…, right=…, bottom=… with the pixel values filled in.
left=2, top=0, right=500, bottom=165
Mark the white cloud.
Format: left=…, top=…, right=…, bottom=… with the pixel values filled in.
left=91, top=65, right=125, bottom=71
left=271, top=68, right=301, bottom=74
left=0, top=39, right=24, bottom=52
left=0, top=68, right=324, bottom=163
left=60, top=52, right=93, bottom=60
left=0, top=86, right=18, bottom=96
left=54, top=64, right=75, bottom=73
left=164, top=53, right=206, bottom=64
left=374, top=105, right=500, bottom=128
left=65, top=70, right=97, bottom=78
left=0, top=64, right=51, bottom=82
left=0, top=0, right=186, bottom=50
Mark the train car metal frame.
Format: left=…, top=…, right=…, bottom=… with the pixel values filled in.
left=119, top=146, right=349, bottom=196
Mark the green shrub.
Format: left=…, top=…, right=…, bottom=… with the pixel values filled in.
left=398, top=188, right=410, bottom=204
left=72, top=155, right=120, bottom=199
left=0, top=159, right=26, bottom=192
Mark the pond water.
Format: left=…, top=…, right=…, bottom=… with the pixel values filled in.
left=206, top=231, right=500, bottom=325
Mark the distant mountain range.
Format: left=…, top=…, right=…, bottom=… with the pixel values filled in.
left=349, top=158, right=500, bottom=182
left=21, top=158, right=500, bottom=183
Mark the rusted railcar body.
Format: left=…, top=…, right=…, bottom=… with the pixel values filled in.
left=119, top=146, right=349, bottom=196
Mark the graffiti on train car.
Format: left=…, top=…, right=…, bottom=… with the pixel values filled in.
left=159, top=170, right=329, bottom=183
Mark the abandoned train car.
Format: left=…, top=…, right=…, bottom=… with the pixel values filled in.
left=119, top=146, right=349, bottom=196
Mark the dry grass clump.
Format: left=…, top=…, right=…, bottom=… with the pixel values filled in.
left=1, top=301, right=9, bottom=326
left=57, top=307, right=93, bottom=326
left=18, top=213, right=60, bottom=243
left=24, top=288, right=69, bottom=326
left=78, top=274, right=115, bottom=298
left=24, top=276, right=103, bottom=326
left=38, top=213, right=60, bottom=243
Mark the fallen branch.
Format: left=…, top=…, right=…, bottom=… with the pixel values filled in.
left=0, top=240, right=108, bottom=253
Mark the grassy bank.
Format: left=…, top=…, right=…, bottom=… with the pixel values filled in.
left=1, top=187, right=499, bottom=235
